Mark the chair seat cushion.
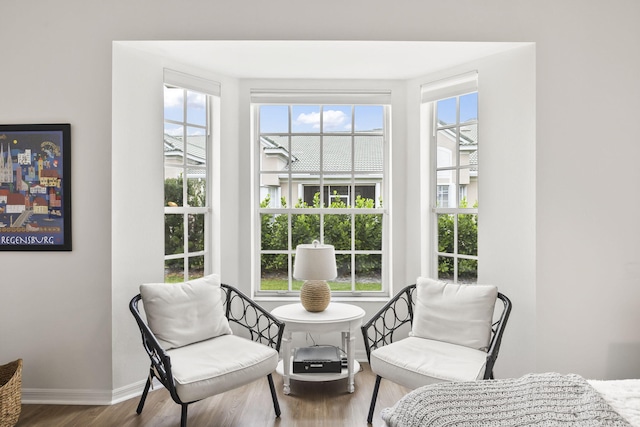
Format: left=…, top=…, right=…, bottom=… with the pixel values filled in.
left=167, top=334, right=279, bottom=403
left=370, top=337, right=488, bottom=390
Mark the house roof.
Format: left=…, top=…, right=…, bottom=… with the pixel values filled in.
left=262, top=134, right=383, bottom=172
left=164, top=133, right=207, bottom=165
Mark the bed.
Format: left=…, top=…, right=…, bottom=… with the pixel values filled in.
left=381, top=372, right=640, bottom=427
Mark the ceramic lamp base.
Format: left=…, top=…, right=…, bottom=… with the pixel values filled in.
left=300, top=280, right=331, bottom=312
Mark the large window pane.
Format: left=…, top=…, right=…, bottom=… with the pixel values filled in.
left=164, top=83, right=212, bottom=283
left=432, top=91, right=478, bottom=284
left=257, top=101, right=387, bottom=295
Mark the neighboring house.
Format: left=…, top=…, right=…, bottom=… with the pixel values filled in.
left=435, top=121, right=478, bottom=208
left=163, top=133, right=207, bottom=180
left=259, top=134, right=383, bottom=207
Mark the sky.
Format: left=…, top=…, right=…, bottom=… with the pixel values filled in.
left=437, top=92, right=478, bottom=125
left=163, top=86, right=477, bottom=136
left=260, top=105, right=383, bottom=134
left=164, top=87, right=207, bottom=136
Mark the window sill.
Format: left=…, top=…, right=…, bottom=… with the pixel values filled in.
left=254, top=294, right=390, bottom=304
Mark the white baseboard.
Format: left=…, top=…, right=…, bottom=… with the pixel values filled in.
left=20, top=357, right=370, bottom=406
left=22, top=378, right=161, bottom=406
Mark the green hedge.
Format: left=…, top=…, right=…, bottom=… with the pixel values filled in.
left=260, top=193, right=382, bottom=275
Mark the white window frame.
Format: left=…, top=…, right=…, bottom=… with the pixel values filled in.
left=252, top=90, right=391, bottom=297
left=421, top=72, right=479, bottom=283
left=163, top=70, right=220, bottom=282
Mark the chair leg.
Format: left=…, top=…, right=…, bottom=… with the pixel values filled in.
left=180, top=404, right=188, bottom=427
left=367, top=375, right=382, bottom=424
left=267, top=374, right=281, bottom=417
left=136, top=376, right=152, bottom=415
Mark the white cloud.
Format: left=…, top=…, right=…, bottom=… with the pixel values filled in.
left=295, top=110, right=351, bottom=131
left=186, top=91, right=206, bottom=109
left=164, top=87, right=183, bottom=108
left=163, top=88, right=206, bottom=109
left=296, top=111, right=321, bottom=128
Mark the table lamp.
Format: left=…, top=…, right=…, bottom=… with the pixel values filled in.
left=293, top=240, right=338, bottom=312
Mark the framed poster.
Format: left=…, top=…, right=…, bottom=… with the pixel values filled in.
left=0, top=124, right=71, bottom=251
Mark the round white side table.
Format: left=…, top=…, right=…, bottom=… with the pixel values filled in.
left=271, top=302, right=365, bottom=395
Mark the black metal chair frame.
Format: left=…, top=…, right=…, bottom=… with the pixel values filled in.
left=129, top=283, right=285, bottom=427
left=361, top=283, right=512, bottom=424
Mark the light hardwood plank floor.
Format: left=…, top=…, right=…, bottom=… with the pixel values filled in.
left=17, top=363, right=410, bottom=427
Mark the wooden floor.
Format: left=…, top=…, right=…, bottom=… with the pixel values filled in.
left=17, top=363, right=410, bottom=427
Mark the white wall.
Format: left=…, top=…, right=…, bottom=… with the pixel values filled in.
left=111, top=43, right=242, bottom=393
left=0, top=0, right=638, bottom=404
left=405, top=44, right=537, bottom=379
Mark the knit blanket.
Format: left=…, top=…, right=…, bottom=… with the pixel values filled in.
left=381, top=373, right=632, bottom=427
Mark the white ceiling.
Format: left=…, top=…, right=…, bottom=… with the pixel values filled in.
left=125, top=40, right=527, bottom=80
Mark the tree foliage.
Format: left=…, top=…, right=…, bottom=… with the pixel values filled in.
left=164, top=175, right=207, bottom=271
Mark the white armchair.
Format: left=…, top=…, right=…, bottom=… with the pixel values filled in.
left=129, top=275, right=284, bottom=427
left=361, top=277, right=512, bottom=424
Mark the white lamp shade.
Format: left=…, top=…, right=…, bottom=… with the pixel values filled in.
left=293, top=241, right=338, bottom=281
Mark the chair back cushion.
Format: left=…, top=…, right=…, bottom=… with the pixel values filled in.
left=411, top=277, right=497, bottom=351
left=140, top=274, right=232, bottom=350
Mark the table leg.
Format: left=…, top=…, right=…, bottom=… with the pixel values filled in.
left=282, top=330, right=292, bottom=395
left=346, top=330, right=355, bottom=393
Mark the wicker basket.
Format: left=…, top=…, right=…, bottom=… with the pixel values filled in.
left=0, top=359, right=22, bottom=427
